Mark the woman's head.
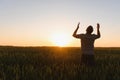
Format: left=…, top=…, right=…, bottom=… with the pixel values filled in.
left=86, top=25, right=93, bottom=34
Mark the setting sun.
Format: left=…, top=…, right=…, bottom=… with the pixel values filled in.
left=51, top=33, right=70, bottom=47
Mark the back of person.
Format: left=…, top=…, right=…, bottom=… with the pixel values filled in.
left=80, top=34, right=99, bottom=55
left=72, top=22, right=101, bottom=66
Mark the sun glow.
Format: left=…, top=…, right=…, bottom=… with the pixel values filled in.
left=51, top=33, right=70, bottom=47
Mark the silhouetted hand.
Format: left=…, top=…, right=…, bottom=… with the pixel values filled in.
left=77, top=22, right=80, bottom=29
left=97, top=23, right=100, bottom=29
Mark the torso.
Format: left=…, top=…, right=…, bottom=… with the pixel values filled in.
left=80, top=34, right=97, bottom=55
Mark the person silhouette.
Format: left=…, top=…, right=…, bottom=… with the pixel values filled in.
left=73, top=22, right=101, bottom=66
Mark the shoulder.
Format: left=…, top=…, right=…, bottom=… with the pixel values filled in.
left=80, top=33, right=85, bottom=36
left=79, top=33, right=85, bottom=37
left=92, top=34, right=100, bottom=39
left=78, top=33, right=85, bottom=38
left=73, top=33, right=85, bottom=39
left=92, top=34, right=99, bottom=37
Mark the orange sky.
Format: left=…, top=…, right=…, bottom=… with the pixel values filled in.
left=0, top=0, right=120, bottom=47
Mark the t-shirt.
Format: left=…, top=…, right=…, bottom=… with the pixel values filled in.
left=78, top=34, right=100, bottom=55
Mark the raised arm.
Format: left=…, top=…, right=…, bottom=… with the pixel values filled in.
left=72, top=22, right=80, bottom=38
left=97, top=23, right=101, bottom=38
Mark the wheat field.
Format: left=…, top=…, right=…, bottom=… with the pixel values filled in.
left=0, top=46, right=120, bottom=80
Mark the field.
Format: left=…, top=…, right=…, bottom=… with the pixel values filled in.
left=0, top=46, right=120, bottom=80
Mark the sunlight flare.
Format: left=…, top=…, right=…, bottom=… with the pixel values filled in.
left=51, top=33, right=70, bottom=47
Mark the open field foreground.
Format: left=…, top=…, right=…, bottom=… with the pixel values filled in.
left=0, top=46, right=120, bottom=80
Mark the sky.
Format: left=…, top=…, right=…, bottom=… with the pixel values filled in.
left=0, top=0, right=120, bottom=47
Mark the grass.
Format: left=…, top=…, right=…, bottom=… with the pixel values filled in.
left=0, top=46, right=120, bottom=80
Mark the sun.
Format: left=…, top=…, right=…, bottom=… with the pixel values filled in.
left=51, top=33, right=70, bottom=47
